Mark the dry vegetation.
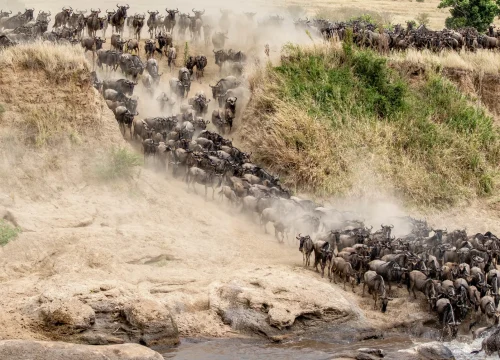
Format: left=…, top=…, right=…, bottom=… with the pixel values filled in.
left=240, top=41, right=500, bottom=207
left=0, top=42, right=113, bottom=146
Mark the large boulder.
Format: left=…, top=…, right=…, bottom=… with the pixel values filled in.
left=209, top=267, right=360, bottom=339
left=416, top=342, right=455, bottom=360
left=0, top=340, right=163, bottom=360
left=40, top=298, right=96, bottom=334
left=123, top=298, right=179, bottom=346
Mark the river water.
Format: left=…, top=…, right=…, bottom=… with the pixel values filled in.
left=159, top=327, right=493, bottom=359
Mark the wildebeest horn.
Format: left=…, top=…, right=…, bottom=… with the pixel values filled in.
left=39, top=10, right=41, bottom=14
left=192, top=8, right=196, bottom=12
left=116, top=3, right=120, bottom=7
left=48, top=11, right=51, bottom=15
left=62, top=6, right=67, bottom=11
left=126, top=4, right=130, bottom=9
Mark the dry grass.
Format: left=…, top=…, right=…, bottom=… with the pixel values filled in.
left=0, top=42, right=89, bottom=77
left=240, top=42, right=500, bottom=207
left=0, top=42, right=117, bottom=147
left=392, top=49, right=500, bottom=75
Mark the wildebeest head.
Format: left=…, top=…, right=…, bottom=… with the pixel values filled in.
left=115, top=4, right=129, bottom=21
left=106, top=9, right=116, bottom=21
left=95, top=36, right=106, bottom=50
left=244, top=12, right=256, bottom=20
left=24, top=8, right=35, bottom=21
left=36, top=10, right=51, bottom=22
left=147, top=10, right=159, bottom=21
left=0, top=10, right=12, bottom=19
left=166, top=8, right=179, bottom=19
left=431, top=228, right=447, bottom=242
left=192, top=8, right=205, bottom=19
left=296, top=234, right=309, bottom=252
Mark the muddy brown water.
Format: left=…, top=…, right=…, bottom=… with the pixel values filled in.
left=159, top=325, right=491, bottom=359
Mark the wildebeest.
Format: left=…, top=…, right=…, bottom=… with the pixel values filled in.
left=363, top=270, right=391, bottom=312
left=1, top=8, right=34, bottom=29
left=132, top=13, right=145, bottom=40
left=164, top=8, right=178, bottom=33
left=297, top=234, right=314, bottom=267
left=155, top=32, right=172, bottom=57
left=369, top=260, right=405, bottom=294
left=0, top=10, right=12, bottom=20
left=114, top=105, right=137, bottom=138
left=407, top=270, right=437, bottom=312
left=203, top=24, right=212, bottom=47
left=97, top=49, right=121, bottom=71
left=313, top=240, right=332, bottom=278
left=167, top=46, right=177, bottom=69
left=146, top=10, right=159, bottom=38
left=125, top=38, right=139, bottom=54
left=195, top=55, right=208, bottom=78
left=212, top=31, right=228, bottom=49
left=110, top=33, right=126, bottom=50
left=209, top=76, right=239, bottom=103
left=223, top=96, right=237, bottom=132
left=188, top=91, right=210, bottom=116
left=53, top=7, right=72, bottom=28
left=178, top=67, right=191, bottom=97
left=110, top=4, right=129, bottom=36
left=85, top=9, right=102, bottom=38
left=102, top=78, right=136, bottom=95
left=178, top=13, right=190, bottom=36
left=144, top=39, right=155, bottom=59
left=104, top=89, right=138, bottom=113
left=186, top=167, right=220, bottom=200
left=81, top=36, right=106, bottom=52
left=436, top=298, right=459, bottom=340
left=119, top=53, right=144, bottom=78
left=145, top=58, right=162, bottom=83
left=36, top=10, right=51, bottom=22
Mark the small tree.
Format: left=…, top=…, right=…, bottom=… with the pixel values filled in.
left=438, top=0, right=500, bottom=32
left=416, top=13, right=430, bottom=26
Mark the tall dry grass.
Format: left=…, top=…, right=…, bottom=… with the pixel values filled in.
left=391, top=49, right=500, bottom=75
left=0, top=42, right=115, bottom=147
left=240, top=42, right=500, bottom=207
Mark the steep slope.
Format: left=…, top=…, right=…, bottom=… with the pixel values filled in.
left=238, top=42, right=500, bottom=208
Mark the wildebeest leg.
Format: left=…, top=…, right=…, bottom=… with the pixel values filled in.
left=362, top=283, right=366, bottom=297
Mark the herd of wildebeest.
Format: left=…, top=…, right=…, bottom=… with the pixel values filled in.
left=4, top=5, right=500, bottom=355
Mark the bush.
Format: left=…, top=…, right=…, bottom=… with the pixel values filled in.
left=0, top=220, right=21, bottom=246
left=242, top=44, right=500, bottom=207
left=416, top=13, right=430, bottom=26
left=96, top=147, right=142, bottom=180
left=439, top=0, right=500, bottom=32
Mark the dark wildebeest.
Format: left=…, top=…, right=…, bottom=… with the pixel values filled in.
left=167, top=46, right=177, bottom=69
left=169, top=78, right=185, bottom=98
left=97, top=49, right=121, bottom=71
left=480, top=295, right=500, bottom=325
left=104, top=10, right=115, bottom=36
left=132, top=13, right=145, bottom=41
left=144, top=39, right=155, bottom=59
left=195, top=55, right=208, bottom=78
left=164, top=8, right=178, bottom=33
left=145, top=58, right=162, bottom=84
left=81, top=36, right=106, bottom=52
left=407, top=270, right=437, bottom=312
left=224, top=96, right=237, bottom=132
left=297, top=234, right=314, bottom=267
left=102, top=78, right=136, bottom=95
left=146, top=10, right=159, bottom=38
left=436, top=298, right=459, bottom=340
left=369, top=260, right=405, bottom=294
left=185, top=55, right=196, bottom=76
left=203, top=24, right=212, bottom=46
left=125, top=38, right=139, bottom=54
left=110, top=4, right=129, bottom=36
left=212, top=31, right=228, bottom=49
left=333, top=257, right=358, bottom=291
left=363, top=270, right=391, bottom=312
left=155, top=32, right=172, bottom=58
left=178, top=13, right=190, bottom=37
left=2, top=8, right=34, bottom=30
left=209, top=76, right=239, bottom=103
left=188, top=92, right=210, bottom=116
left=178, top=67, right=191, bottom=97
left=186, top=167, right=221, bottom=200
left=53, top=7, right=72, bottom=28
left=313, top=240, right=332, bottom=278
left=86, top=9, right=102, bottom=37
left=114, top=105, right=137, bottom=138
left=36, top=10, right=51, bottom=22
left=213, top=49, right=228, bottom=71
left=104, top=89, right=138, bottom=113
left=472, top=326, right=500, bottom=356
left=0, top=10, right=12, bottom=20
left=119, top=53, right=144, bottom=78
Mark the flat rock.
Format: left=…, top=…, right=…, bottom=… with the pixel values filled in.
left=0, top=340, right=163, bottom=360
left=209, top=267, right=359, bottom=338
left=123, top=298, right=179, bottom=346
left=40, top=298, right=95, bottom=334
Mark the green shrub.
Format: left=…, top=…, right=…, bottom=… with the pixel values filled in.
left=246, top=44, right=500, bottom=207
left=96, top=147, right=142, bottom=180
left=0, top=220, right=21, bottom=246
